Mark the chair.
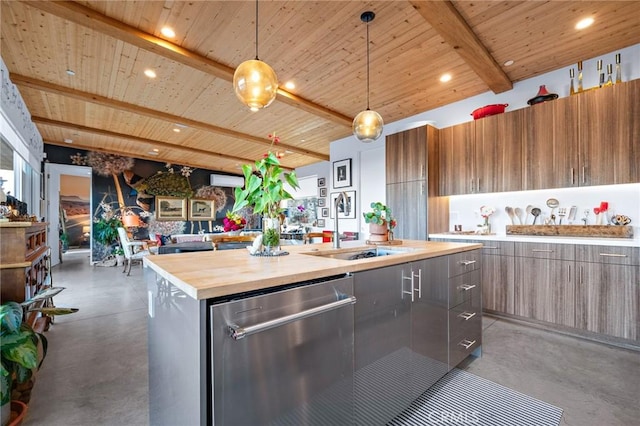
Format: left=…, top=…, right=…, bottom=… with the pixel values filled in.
left=117, top=227, right=151, bottom=276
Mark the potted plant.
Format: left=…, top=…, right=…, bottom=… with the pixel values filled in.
left=1, top=302, right=47, bottom=425
left=113, top=247, right=125, bottom=266
left=363, top=202, right=396, bottom=242
left=232, top=134, right=299, bottom=252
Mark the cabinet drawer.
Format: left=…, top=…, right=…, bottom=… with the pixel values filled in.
left=449, top=270, right=480, bottom=308
left=449, top=324, right=481, bottom=368
left=448, top=250, right=481, bottom=277
left=480, top=241, right=515, bottom=257
left=515, top=242, right=575, bottom=260
left=449, top=295, right=481, bottom=337
left=576, top=245, right=640, bottom=266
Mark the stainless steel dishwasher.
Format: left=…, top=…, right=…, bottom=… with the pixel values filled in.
left=210, top=274, right=356, bottom=425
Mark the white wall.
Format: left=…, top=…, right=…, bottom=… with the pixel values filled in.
left=313, top=43, right=640, bottom=240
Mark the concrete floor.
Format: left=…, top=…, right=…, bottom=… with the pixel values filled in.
left=23, top=250, right=640, bottom=426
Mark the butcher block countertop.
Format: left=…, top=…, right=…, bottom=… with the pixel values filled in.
left=144, top=240, right=481, bottom=300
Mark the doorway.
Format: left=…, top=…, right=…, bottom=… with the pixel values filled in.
left=45, top=163, right=92, bottom=267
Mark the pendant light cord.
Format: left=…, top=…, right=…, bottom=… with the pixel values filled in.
left=366, top=21, right=370, bottom=110
left=255, top=0, right=259, bottom=60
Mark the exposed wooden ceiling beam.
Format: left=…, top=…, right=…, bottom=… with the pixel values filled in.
left=409, top=0, right=513, bottom=93
left=22, top=0, right=354, bottom=127
left=32, top=116, right=271, bottom=166
left=44, top=139, right=237, bottom=173
left=10, top=73, right=329, bottom=162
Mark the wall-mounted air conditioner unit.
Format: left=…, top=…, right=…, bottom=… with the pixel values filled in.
left=210, top=174, right=244, bottom=188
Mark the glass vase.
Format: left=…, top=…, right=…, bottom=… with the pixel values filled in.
left=262, top=217, right=281, bottom=253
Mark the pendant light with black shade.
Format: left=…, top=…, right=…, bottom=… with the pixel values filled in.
left=233, top=0, right=278, bottom=112
left=352, top=11, right=383, bottom=143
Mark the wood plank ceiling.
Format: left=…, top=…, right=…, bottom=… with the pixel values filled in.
left=2, top=1, right=639, bottom=174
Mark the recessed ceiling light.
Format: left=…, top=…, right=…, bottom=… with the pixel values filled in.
left=439, top=73, right=452, bottom=83
left=63, top=138, right=73, bottom=144
left=152, top=149, right=159, bottom=152
left=66, top=69, right=76, bottom=76
left=503, top=60, right=515, bottom=67
left=144, top=69, right=157, bottom=78
left=147, top=150, right=159, bottom=156
left=284, top=81, right=295, bottom=90
left=173, top=128, right=181, bottom=133
left=160, top=27, right=176, bottom=38
left=575, top=17, right=594, bottom=30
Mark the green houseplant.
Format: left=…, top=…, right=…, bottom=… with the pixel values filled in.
left=1, top=293, right=78, bottom=424
left=363, top=202, right=396, bottom=241
left=1, top=302, right=47, bottom=424
left=232, top=136, right=299, bottom=250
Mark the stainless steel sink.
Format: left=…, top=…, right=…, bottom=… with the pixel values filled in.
left=302, top=247, right=413, bottom=261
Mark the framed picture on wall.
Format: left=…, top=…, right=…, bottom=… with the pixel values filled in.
left=322, top=208, right=329, bottom=217
left=319, top=187, right=327, bottom=197
left=317, top=198, right=326, bottom=207
left=333, top=159, right=352, bottom=188
left=188, top=198, right=215, bottom=221
left=317, top=177, right=326, bottom=187
left=330, top=191, right=356, bottom=219
left=156, top=197, right=188, bottom=221
left=317, top=219, right=325, bottom=227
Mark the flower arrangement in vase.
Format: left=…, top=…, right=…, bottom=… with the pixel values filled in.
left=232, top=133, right=299, bottom=252
left=478, top=205, right=496, bottom=234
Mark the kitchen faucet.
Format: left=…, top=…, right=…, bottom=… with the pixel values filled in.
left=333, top=191, right=350, bottom=249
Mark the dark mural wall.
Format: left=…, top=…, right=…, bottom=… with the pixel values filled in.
left=44, top=145, right=249, bottom=260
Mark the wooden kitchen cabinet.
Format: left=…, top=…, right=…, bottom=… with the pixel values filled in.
left=479, top=241, right=516, bottom=315
left=523, top=79, right=639, bottom=189
left=578, top=79, right=640, bottom=186
left=474, top=110, right=524, bottom=193
left=575, top=246, right=639, bottom=341
left=386, top=126, right=427, bottom=184
left=387, top=181, right=427, bottom=240
left=439, top=109, right=524, bottom=195
left=514, top=242, right=576, bottom=328
left=439, top=121, right=475, bottom=195
left=523, top=95, right=579, bottom=189
left=386, top=125, right=444, bottom=239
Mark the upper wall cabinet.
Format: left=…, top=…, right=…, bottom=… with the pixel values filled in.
left=475, top=110, right=524, bottom=193
left=439, top=121, right=475, bottom=195
left=523, top=95, right=579, bottom=189
left=443, top=79, right=639, bottom=194
left=578, top=79, right=639, bottom=186
left=439, top=110, right=523, bottom=195
left=524, top=79, right=639, bottom=189
left=386, top=126, right=428, bottom=184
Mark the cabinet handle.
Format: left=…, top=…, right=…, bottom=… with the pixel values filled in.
left=458, top=339, right=477, bottom=350
left=413, top=269, right=422, bottom=299
left=568, top=264, right=571, bottom=283
left=227, top=296, right=357, bottom=340
left=532, top=249, right=554, bottom=253
left=579, top=265, right=583, bottom=285
left=470, top=179, right=474, bottom=192
left=571, top=168, right=575, bottom=184
left=599, top=253, right=627, bottom=258
left=582, top=166, right=586, bottom=184
left=477, top=178, right=481, bottom=192
left=402, top=271, right=414, bottom=302
left=458, top=311, right=476, bottom=321
left=460, top=260, right=477, bottom=266
left=459, top=284, right=476, bottom=291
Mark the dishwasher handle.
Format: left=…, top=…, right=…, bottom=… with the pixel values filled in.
left=228, top=295, right=357, bottom=340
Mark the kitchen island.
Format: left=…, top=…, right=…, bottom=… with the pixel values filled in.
left=144, top=240, right=482, bottom=425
